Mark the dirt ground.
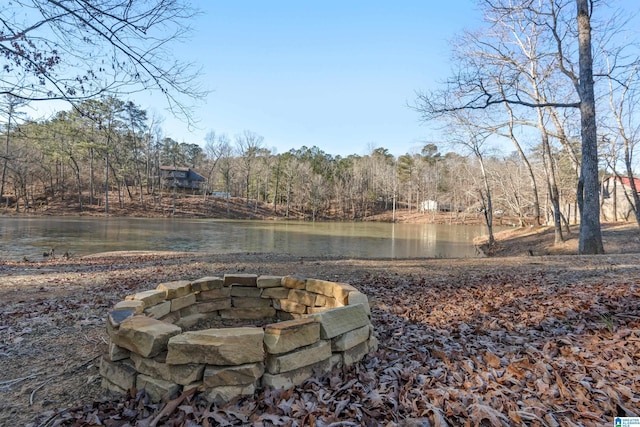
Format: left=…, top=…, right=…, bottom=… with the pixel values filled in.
left=476, top=222, right=640, bottom=256
left=1, top=223, right=639, bottom=426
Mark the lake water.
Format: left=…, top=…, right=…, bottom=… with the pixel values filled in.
left=0, top=217, right=492, bottom=261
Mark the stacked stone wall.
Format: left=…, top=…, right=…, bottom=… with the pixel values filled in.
left=101, top=274, right=377, bottom=404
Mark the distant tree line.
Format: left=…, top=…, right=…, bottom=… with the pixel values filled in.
left=0, top=94, right=619, bottom=225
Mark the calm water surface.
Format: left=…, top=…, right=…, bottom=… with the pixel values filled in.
left=0, top=217, right=492, bottom=261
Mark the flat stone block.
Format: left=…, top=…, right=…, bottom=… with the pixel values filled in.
left=277, top=311, right=296, bottom=321
left=308, top=304, right=370, bottom=339
left=224, top=274, right=257, bottom=287
left=101, top=377, right=127, bottom=394
left=264, top=318, right=320, bottom=355
left=107, top=309, right=136, bottom=331
left=171, top=293, right=196, bottom=312
left=183, top=381, right=203, bottom=394
left=262, top=358, right=331, bottom=390
left=99, top=357, right=137, bottom=391
left=304, top=278, right=335, bottom=297
left=257, top=275, right=283, bottom=288
left=266, top=340, right=331, bottom=374
left=342, top=340, right=369, bottom=367
left=282, top=276, right=306, bottom=290
left=108, top=342, right=130, bottom=362
left=230, top=286, right=262, bottom=297
left=331, top=324, right=370, bottom=351
left=314, top=294, right=327, bottom=307
left=166, top=327, right=264, bottom=365
left=160, top=311, right=181, bottom=324
left=111, top=316, right=182, bottom=358
left=278, top=299, right=307, bottom=314
left=179, top=304, right=199, bottom=317
left=113, top=300, right=145, bottom=314
left=329, top=353, right=343, bottom=371
left=288, top=289, right=316, bottom=307
left=196, top=299, right=231, bottom=313
left=157, top=280, right=192, bottom=299
left=125, top=289, right=166, bottom=307
left=261, top=287, right=290, bottom=299
left=144, top=301, right=171, bottom=319
left=175, top=313, right=208, bottom=329
left=191, top=276, right=224, bottom=291
left=130, top=353, right=204, bottom=386
left=324, top=296, right=342, bottom=308
left=219, top=307, right=276, bottom=320
left=347, top=291, right=370, bottom=315
left=136, top=373, right=181, bottom=403
left=307, top=296, right=343, bottom=311
left=232, top=297, right=272, bottom=308
left=197, top=287, right=231, bottom=300
left=203, top=363, right=264, bottom=387
left=368, top=334, right=379, bottom=353
left=203, top=383, right=255, bottom=405
left=333, top=283, right=359, bottom=305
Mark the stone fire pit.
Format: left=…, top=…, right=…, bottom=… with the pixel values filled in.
left=100, top=274, right=376, bottom=404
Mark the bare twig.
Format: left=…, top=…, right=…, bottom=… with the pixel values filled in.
left=36, top=408, right=72, bottom=427
left=30, top=378, right=54, bottom=405
left=0, top=373, right=37, bottom=388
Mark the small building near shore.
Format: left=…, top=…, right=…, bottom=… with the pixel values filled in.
left=420, top=200, right=438, bottom=212
left=601, top=175, right=640, bottom=221
left=160, top=166, right=205, bottom=190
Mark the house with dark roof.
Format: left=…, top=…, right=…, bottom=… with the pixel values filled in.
left=602, top=175, right=640, bottom=221
left=159, top=166, right=205, bottom=190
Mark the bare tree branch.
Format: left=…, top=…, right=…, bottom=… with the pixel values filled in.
left=0, top=0, right=206, bottom=123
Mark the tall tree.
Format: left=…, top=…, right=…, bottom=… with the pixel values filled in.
left=452, top=113, right=497, bottom=246
left=0, top=95, right=27, bottom=205
left=217, top=135, right=235, bottom=215
left=603, top=60, right=640, bottom=225
left=575, top=0, right=603, bottom=254
left=414, top=0, right=614, bottom=254
left=123, top=101, right=149, bottom=204
left=236, top=131, right=264, bottom=204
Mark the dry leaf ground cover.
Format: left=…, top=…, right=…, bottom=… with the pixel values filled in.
left=1, top=225, right=640, bottom=426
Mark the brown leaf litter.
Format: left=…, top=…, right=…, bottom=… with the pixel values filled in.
left=0, top=243, right=639, bottom=426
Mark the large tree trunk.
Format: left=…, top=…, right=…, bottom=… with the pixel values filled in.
left=576, top=0, right=604, bottom=254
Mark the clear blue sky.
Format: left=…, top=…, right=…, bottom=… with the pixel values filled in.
left=144, top=1, right=481, bottom=158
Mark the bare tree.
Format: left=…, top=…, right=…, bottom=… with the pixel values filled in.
left=414, top=0, right=613, bottom=254
left=1, top=1, right=205, bottom=120
left=601, top=43, right=640, bottom=225
left=203, top=131, right=223, bottom=196
left=235, top=130, right=264, bottom=204
left=497, top=101, right=542, bottom=225
left=217, top=135, right=235, bottom=215
left=0, top=95, right=27, bottom=205
left=575, top=0, right=604, bottom=254
left=450, top=113, right=497, bottom=246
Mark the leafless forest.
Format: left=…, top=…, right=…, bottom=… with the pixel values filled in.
left=0, top=95, right=607, bottom=226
